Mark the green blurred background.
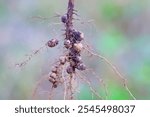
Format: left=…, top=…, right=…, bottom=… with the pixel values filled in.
left=0, top=0, right=150, bottom=99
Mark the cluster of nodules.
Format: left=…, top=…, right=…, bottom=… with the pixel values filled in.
left=61, top=15, right=86, bottom=74
left=65, top=30, right=86, bottom=74
left=48, top=56, right=67, bottom=88
left=47, top=13, right=86, bottom=88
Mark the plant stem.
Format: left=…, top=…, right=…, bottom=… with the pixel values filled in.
left=66, top=0, right=74, bottom=39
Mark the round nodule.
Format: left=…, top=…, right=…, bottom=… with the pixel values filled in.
left=66, top=66, right=74, bottom=74
left=64, top=40, right=72, bottom=48
left=73, top=43, right=83, bottom=52
left=73, top=55, right=82, bottom=62
left=72, top=30, right=84, bottom=41
left=53, top=82, right=58, bottom=88
left=61, top=15, right=67, bottom=23
left=47, top=39, right=59, bottom=47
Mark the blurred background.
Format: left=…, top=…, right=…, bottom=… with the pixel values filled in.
left=0, top=0, right=150, bottom=100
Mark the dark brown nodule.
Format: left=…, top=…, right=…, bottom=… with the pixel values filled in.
left=53, top=82, right=58, bottom=88
left=73, top=55, right=82, bottom=63
left=72, top=30, right=84, bottom=41
left=47, top=39, right=59, bottom=47
left=61, top=15, right=68, bottom=23
left=66, top=66, right=74, bottom=74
